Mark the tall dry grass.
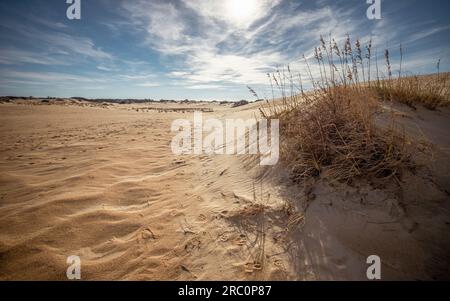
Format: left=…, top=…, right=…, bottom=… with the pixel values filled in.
left=374, top=73, right=450, bottom=110
left=251, top=35, right=441, bottom=183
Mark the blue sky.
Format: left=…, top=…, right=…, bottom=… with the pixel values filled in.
left=0, top=0, right=449, bottom=100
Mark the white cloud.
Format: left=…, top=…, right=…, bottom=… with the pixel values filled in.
left=186, top=84, right=224, bottom=90
left=41, top=33, right=113, bottom=60
left=2, top=70, right=107, bottom=84
left=184, top=0, right=280, bottom=29
left=122, top=74, right=155, bottom=80
left=135, top=82, right=160, bottom=87
left=404, top=25, right=450, bottom=46
left=119, top=0, right=360, bottom=89
left=122, top=1, right=185, bottom=43
left=97, top=65, right=114, bottom=71
left=0, top=48, right=69, bottom=65
left=1, top=20, right=113, bottom=63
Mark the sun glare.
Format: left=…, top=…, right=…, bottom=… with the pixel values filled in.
left=225, top=0, right=259, bottom=24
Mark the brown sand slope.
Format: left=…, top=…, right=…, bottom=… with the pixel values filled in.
left=0, top=100, right=449, bottom=280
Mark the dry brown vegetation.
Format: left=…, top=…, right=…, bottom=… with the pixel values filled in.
left=275, top=86, right=410, bottom=183
left=374, top=72, right=450, bottom=110
left=252, top=35, right=447, bottom=183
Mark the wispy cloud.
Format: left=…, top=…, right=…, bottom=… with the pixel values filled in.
left=405, top=25, right=450, bottom=45
left=1, top=18, right=113, bottom=63
left=40, top=32, right=113, bottom=60
left=2, top=70, right=107, bottom=84
left=118, top=0, right=359, bottom=88
left=1, top=0, right=449, bottom=99
left=186, top=84, right=225, bottom=90
left=135, top=82, right=160, bottom=87
left=0, top=48, right=69, bottom=65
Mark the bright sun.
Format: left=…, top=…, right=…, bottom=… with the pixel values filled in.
left=225, top=0, right=259, bottom=24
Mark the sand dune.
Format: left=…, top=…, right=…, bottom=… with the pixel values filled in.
left=0, top=100, right=449, bottom=280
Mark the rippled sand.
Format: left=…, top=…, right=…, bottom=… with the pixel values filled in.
left=1, top=100, right=449, bottom=280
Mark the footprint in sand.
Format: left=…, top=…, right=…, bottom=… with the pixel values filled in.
left=235, top=234, right=247, bottom=246
left=140, top=228, right=156, bottom=241
left=184, top=237, right=201, bottom=253
left=170, top=210, right=182, bottom=217
left=197, top=214, right=207, bottom=222
left=219, top=233, right=229, bottom=242
left=273, top=258, right=285, bottom=269
left=244, top=261, right=262, bottom=274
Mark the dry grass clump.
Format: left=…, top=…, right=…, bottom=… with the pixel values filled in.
left=373, top=72, right=450, bottom=110
left=253, top=35, right=419, bottom=184
left=276, top=86, right=409, bottom=183
left=372, top=47, right=450, bottom=109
